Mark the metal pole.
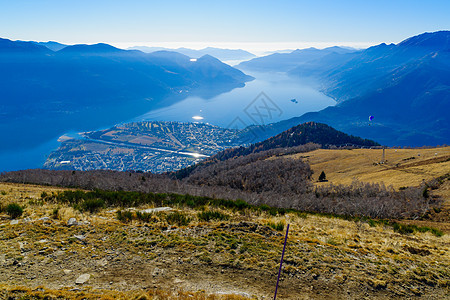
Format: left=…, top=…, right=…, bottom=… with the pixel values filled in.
left=273, top=223, right=289, bottom=300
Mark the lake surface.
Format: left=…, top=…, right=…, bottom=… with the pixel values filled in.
left=135, top=71, right=335, bottom=129
left=0, top=71, right=335, bottom=171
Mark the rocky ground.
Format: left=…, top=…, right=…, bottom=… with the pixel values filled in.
left=0, top=183, right=449, bottom=299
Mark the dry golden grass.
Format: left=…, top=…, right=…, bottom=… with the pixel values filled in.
left=287, top=146, right=450, bottom=198
left=1, top=182, right=449, bottom=299
left=0, top=284, right=251, bottom=300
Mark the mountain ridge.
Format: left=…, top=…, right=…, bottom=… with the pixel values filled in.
left=0, top=38, right=253, bottom=154
left=239, top=31, right=450, bottom=146
left=127, top=46, right=256, bottom=62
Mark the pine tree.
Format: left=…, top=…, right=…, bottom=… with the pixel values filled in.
left=318, top=171, right=327, bottom=182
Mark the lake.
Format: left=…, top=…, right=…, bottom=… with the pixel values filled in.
left=135, top=71, right=335, bottom=129
left=0, top=71, right=335, bottom=171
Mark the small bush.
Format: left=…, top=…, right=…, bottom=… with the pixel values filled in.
left=80, top=198, right=105, bottom=213
left=391, top=222, right=444, bottom=236
left=267, top=221, right=285, bottom=231
left=259, top=204, right=271, bottom=211
left=135, top=211, right=154, bottom=223
left=198, top=210, right=229, bottom=222
left=51, top=207, right=59, bottom=219
left=117, top=210, right=133, bottom=223
left=166, top=211, right=191, bottom=226
left=6, top=203, right=23, bottom=219
left=234, top=199, right=250, bottom=210
left=268, top=208, right=279, bottom=216
left=296, top=211, right=308, bottom=219
left=0, top=190, right=7, bottom=195
left=367, top=219, right=377, bottom=227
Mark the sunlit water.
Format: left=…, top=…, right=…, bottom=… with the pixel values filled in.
left=135, top=71, right=335, bottom=129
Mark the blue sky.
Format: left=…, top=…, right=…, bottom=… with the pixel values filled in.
left=1, top=0, right=449, bottom=53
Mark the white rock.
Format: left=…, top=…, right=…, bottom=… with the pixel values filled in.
left=73, top=235, right=86, bottom=241
left=75, top=273, right=90, bottom=284
left=141, top=207, right=172, bottom=213
left=53, top=250, right=65, bottom=257
left=63, top=269, right=72, bottom=275
left=10, top=220, right=19, bottom=225
left=67, top=218, right=77, bottom=226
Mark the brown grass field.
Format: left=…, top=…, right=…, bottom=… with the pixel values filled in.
left=286, top=146, right=450, bottom=233
left=0, top=178, right=449, bottom=299
left=288, top=147, right=449, bottom=192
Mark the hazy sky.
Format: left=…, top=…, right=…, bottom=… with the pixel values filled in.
left=1, top=0, right=449, bottom=53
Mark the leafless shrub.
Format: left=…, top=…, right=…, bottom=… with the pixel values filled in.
left=0, top=159, right=437, bottom=220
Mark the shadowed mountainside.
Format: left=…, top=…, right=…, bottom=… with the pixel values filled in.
left=0, top=38, right=253, bottom=152
left=238, top=31, right=450, bottom=146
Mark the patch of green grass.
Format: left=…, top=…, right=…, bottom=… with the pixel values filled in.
left=267, top=221, right=285, bottom=231
left=296, top=211, right=308, bottom=219
left=6, top=203, right=23, bottom=219
left=117, top=210, right=133, bottom=223
left=392, top=222, right=443, bottom=237
left=166, top=211, right=191, bottom=226
left=51, top=207, right=59, bottom=219
left=135, top=211, right=155, bottom=223
left=79, top=198, right=105, bottom=213
left=197, top=210, right=229, bottom=222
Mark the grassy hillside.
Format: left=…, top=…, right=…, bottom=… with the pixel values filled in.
left=285, top=146, right=450, bottom=231
left=0, top=182, right=449, bottom=299
left=288, top=147, right=450, bottom=190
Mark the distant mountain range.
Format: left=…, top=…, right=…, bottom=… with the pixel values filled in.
left=25, top=42, right=257, bottom=63
left=0, top=38, right=253, bottom=152
left=127, top=46, right=256, bottom=62
left=238, top=46, right=357, bottom=72
left=239, top=31, right=450, bottom=146
left=31, top=41, right=67, bottom=51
